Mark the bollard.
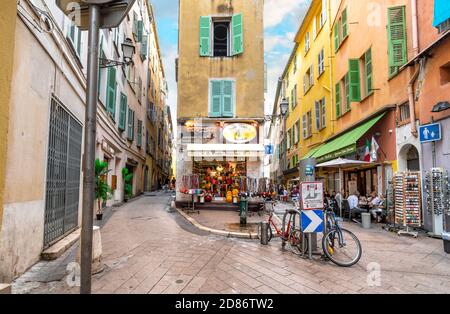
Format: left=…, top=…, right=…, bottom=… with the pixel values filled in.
left=260, top=222, right=269, bottom=245
left=361, top=213, right=371, bottom=229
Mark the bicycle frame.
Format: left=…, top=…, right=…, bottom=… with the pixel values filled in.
left=324, top=209, right=346, bottom=247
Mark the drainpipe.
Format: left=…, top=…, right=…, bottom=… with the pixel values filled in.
left=411, top=0, right=419, bottom=55
left=408, top=0, right=420, bottom=137
left=408, top=66, right=420, bottom=137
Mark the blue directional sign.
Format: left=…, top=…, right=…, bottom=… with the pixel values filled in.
left=265, top=144, right=274, bottom=155
left=419, top=123, right=442, bottom=143
left=301, top=210, right=324, bottom=233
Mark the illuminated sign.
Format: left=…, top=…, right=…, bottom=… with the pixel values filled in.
left=223, top=124, right=257, bottom=144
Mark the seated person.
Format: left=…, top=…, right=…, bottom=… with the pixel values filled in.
left=347, top=191, right=365, bottom=221
left=369, top=191, right=384, bottom=222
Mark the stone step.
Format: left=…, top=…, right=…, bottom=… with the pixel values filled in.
left=0, top=284, right=11, bottom=294
left=41, top=228, right=81, bottom=261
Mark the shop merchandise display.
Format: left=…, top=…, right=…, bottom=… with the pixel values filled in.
left=425, top=168, right=450, bottom=216
left=394, top=171, right=421, bottom=237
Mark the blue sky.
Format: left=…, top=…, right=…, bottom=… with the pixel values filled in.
left=151, top=0, right=310, bottom=123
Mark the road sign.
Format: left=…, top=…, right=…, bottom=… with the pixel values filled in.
left=300, top=182, right=324, bottom=210
left=419, top=123, right=442, bottom=143
left=265, top=144, right=273, bottom=155
left=301, top=210, right=324, bottom=233
left=305, top=165, right=314, bottom=176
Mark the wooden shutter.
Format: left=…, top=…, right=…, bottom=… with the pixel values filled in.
left=137, top=20, right=143, bottom=42
left=315, top=101, right=320, bottom=130
left=232, top=13, right=244, bottom=55
left=345, top=73, right=350, bottom=111
left=342, top=8, right=348, bottom=38
left=222, top=80, right=233, bottom=117
left=334, top=24, right=339, bottom=52
left=127, top=109, right=134, bottom=141
left=137, top=120, right=142, bottom=147
left=106, top=67, right=117, bottom=119
left=335, top=82, right=341, bottom=117
left=321, top=98, right=326, bottom=128
left=76, top=28, right=82, bottom=56
left=199, top=16, right=211, bottom=56
left=141, top=34, right=148, bottom=59
left=388, top=6, right=407, bottom=67
left=348, top=59, right=361, bottom=102
left=119, top=93, right=127, bottom=131
left=365, top=48, right=373, bottom=95
left=98, top=40, right=103, bottom=97
left=210, top=81, right=222, bottom=117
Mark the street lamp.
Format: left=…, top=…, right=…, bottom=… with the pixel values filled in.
left=56, top=0, right=136, bottom=295
left=100, top=38, right=135, bottom=68
left=265, top=98, right=289, bottom=122
left=431, top=101, right=450, bottom=113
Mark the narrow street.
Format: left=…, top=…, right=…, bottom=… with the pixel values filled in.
left=13, top=193, right=450, bottom=294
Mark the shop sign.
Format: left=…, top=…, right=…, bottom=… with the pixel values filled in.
left=305, top=165, right=314, bottom=176
left=265, top=145, right=273, bottom=155
left=315, top=145, right=356, bottom=163
left=300, top=182, right=324, bottom=210
left=223, top=123, right=257, bottom=144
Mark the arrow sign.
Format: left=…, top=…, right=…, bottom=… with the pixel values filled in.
left=301, top=210, right=324, bottom=233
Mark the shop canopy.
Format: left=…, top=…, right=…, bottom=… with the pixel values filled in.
left=303, top=113, right=386, bottom=163
left=187, top=144, right=265, bottom=158
left=315, top=158, right=373, bottom=168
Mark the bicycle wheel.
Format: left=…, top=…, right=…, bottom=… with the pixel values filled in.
left=257, top=222, right=273, bottom=242
left=322, top=228, right=362, bottom=267
left=287, top=229, right=308, bottom=255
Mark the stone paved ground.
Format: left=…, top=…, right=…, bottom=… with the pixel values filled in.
left=12, top=192, right=450, bottom=294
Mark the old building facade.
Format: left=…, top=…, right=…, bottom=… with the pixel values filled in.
left=176, top=0, right=265, bottom=202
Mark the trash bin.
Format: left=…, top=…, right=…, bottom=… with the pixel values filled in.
left=240, top=197, right=248, bottom=225
left=443, top=232, right=450, bottom=254
left=361, top=213, right=371, bottom=229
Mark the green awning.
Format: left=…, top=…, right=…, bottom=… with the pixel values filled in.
left=307, top=113, right=386, bottom=163
left=302, top=145, right=322, bottom=160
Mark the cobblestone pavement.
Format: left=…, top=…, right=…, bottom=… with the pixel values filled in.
left=12, top=192, right=450, bottom=294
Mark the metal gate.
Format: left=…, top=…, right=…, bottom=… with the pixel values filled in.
left=44, top=98, right=83, bottom=247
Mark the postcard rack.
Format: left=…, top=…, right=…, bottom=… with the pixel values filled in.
left=393, top=171, right=422, bottom=237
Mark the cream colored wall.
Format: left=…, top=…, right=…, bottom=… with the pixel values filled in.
left=0, top=0, right=17, bottom=232
left=178, top=0, right=264, bottom=119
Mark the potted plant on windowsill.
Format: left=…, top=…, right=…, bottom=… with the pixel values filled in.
left=122, top=167, right=133, bottom=202
left=95, top=159, right=112, bottom=220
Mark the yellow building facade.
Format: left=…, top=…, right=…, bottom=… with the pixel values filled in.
left=280, top=0, right=334, bottom=183
left=0, top=1, right=17, bottom=231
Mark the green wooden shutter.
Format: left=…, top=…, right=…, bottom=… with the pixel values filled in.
left=137, top=120, right=142, bottom=147
left=127, top=108, right=134, bottom=141
left=348, top=59, right=361, bottom=102
left=335, top=82, right=341, bottom=117
left=345, top=73, right=350, bottom=111
left=137, top=20, right=143, bottom=42
left=199, top=16, right=211, bottom=56
left=388, top=6, right=407, bottom=68
left=141, top=34, right=148, bottom=59
left=106, top=67, right=117, bottom=118
left=342, top=8, right=348, bottom=38
left=76, top=28, right=82, bottom=56
left=222, top=81, right=233, bottom=117
left=98, top=40, right=103, bottom=97
left=210, top=81, right=222, bottom=117
left=119, top=93, right=127, bottom=131
left=334, top=24, right=339, bottom=52
left=232, top=13, right=244, bottom=55
left=365, top=48, right=373, bottom=95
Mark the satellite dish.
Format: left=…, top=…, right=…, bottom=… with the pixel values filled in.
left=56, top=0, right=136, bottom=30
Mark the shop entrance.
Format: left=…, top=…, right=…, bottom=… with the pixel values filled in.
left=194, top=160, right=247, bottom=198
left=406, top=146, right=420, bottom=171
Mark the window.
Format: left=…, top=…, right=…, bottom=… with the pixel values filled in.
left=305, top=32, right=310, bottom=54
left=287, top=129, right=291, bottom=149
left=295, top=120, right=300, bottom=143
left=315, top=98, right=326, bottom=130
left=364, top=48, right=373, bottom=96
left=293, top=55, right=297, bottom=74
left=334, top=7, right=348, bottom=52
left=141, top=33, right=148, bottom=60
left=209, top=80, right=235, bottom=117
left=344, top=73, right=350, bottom=111
left=320, top=0, right=327, bottom=28
left=106, top=67, right=117, bottom=120
left=127, top=108, right=135, bottom=141
left=304, top=66, right=314, bottom=94
left=118, top=93, right=127, bottom=131
left=318, top=48, right=325, bottom=76
left=399, top=102, right=410, bottom=122
left=302, top=114, right=307, bottom=139
left=137, top=120, right=142, bottom=147
left=349, top=59, right=361, bottom=102
left=302, top=112, right=312, bottom=139
left=440, top=62, right=450, bottom=85
left=67, top=23, right=82, bottom=57
left=388, top=6, right=407, bottom=77
left=291, top=85, right=298, bottom=108
left=313, top=17, right=317, bottom=39
left=438, top=18, right=450, bottom=33
left=335, top=82, right=341, bottom=118
left=292, top=155, right=299, bottom=168
left=199, top=14, right=243, bottom=57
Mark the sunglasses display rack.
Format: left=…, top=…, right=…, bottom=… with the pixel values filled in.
left=424, top=168, right=450, bottom=237
left=394, top=171, right=422, bottom=238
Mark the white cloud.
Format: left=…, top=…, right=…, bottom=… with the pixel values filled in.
left=264, top=0, right=310, bottom=29
left=265, top=34, right=292, bottom=51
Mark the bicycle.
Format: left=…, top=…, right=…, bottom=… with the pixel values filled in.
left=322, top=206, right=362, bottom=267
left=257, top=199, right=308, bottom=254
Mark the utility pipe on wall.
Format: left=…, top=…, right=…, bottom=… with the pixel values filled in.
left=411, top=0, right=419, bottom=55
left=407, top=0, right=420, bottom=137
